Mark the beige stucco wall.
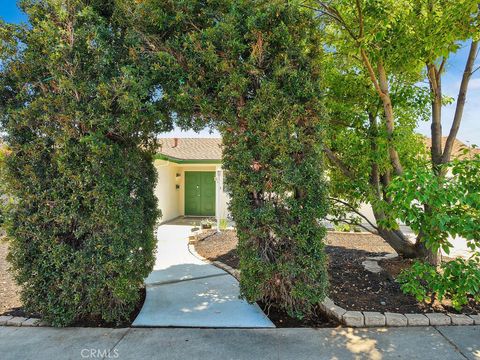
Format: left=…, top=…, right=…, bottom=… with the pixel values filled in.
left=154, top=160, right=181, bottom=222
left=215, top=167, right=230, bottom=221
left=154, top=161, right=230, bottom=223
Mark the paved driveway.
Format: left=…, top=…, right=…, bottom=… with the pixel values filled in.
left=132, top=223, right=274, bottom=328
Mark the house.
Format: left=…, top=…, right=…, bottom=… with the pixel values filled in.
left=155, top=136, right=478, bottom=224
left=154, top=136, right=478, bottom=257
left=154, top=138, right=230, bottom=223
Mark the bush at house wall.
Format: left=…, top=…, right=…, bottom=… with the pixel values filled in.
left=0, top=1, right=162, bottom=326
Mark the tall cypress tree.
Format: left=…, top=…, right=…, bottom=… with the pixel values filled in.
left=0, top=0, right=165, bottom=326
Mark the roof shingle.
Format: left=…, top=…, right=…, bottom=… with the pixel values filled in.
left=157, top=138, right=222, bottom=161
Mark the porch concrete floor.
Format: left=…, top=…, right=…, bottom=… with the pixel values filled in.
left=132, top=223, right=274, bottom=328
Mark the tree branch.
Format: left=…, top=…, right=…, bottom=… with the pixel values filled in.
left=442, top=40, right=479, bottom=164
left=329, top=197, right=379, bottom=231
left=355, top=0, right=364, bottom=39
left=323, top=146, right=355, bottom=179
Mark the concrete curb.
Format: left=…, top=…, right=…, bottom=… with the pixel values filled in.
left=190, top=232, right=479, bottom=329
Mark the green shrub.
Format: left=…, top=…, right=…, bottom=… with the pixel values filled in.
left=136, top=0, right=329, bottom=317
left=397, top=256, right=480, bottom=311
left=219, top=219, right=228, bottom=231
left=334, top=223, right=352, bottom=232
left=0, top=2, right=161, bottom=326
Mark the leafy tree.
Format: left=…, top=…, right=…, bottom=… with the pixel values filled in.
left=135, top=0, right=329, bottom=316
left=0, top=0, right=165, bottom=326
left=388, top=152, right=480, bottom=307
left=313, top=0, right=479, bottom=263
left=386, top=152, right=480, bottom=257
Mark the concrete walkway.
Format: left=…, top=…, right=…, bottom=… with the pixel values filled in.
left=1, top=326, right=478, bottom=360
left=132, top=223, right=273, bottom=328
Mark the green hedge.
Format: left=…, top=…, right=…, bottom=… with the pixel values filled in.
left=0, top=2, right=161, bottom=326
left=221, top=1, right=329, bottom=317
left=136, top=0, right=329, bottom=317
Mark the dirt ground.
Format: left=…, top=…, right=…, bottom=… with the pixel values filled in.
left=0, top=238, right=22, bottom=316
left=195, top=229, right=480, bottom=324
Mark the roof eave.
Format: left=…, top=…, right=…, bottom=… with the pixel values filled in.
left=154, top=153, right=222, bottom=164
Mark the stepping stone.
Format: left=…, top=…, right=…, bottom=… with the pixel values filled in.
left=361, top=260, right=382, bottom=273
left=133, top=275, right=274, bottom=328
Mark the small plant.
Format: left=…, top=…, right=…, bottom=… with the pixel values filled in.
left=191, top=222, right=199, bottom=232
left=334, top=223, right=351, bottom=232
left=397, top=255, right=480, bottom=311
left=219, top=218, right=228, bottom=231
left=201, top=218, right=215, bottom=229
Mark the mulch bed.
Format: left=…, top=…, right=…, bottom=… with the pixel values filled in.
left=195, top=230, right=480, bottom=327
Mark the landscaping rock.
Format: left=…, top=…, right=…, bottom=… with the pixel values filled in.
left=361, top=260, right=382, bottom=273
left=363, top=312, right=385, bottom=327
left=6, top=317, right=27, bottom=326
left=468, top=314, right=480, bottom=325
left=448, top=313, right=474, bottom=326
left=22, top=318, right=41, bottom=327
left=343, top=311, right=364, bottom=327
left=405, top=314, right=429, bottom=326
left=0, top=315, right=13, bottom=326
left=385, top=312, right=407, bottom=327
left=425, top=313, right=451, bottom=326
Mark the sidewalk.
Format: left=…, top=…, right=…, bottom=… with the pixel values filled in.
left=132, top=223, right=273, bottom=327
left=0, top=326, right=478, bottom=360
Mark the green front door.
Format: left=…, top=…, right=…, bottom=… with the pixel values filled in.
left=185, top=171, right=216, bottom=216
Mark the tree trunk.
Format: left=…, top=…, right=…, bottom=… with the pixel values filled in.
left=442, top=40, right=479, bottom=164
left=377, top=227, right=424, bottom=258
left=427, top=63, right=443, bottom=174
left=377, top=61, right=404, bottom=176
left=371, top=209, right=425, bottom=258
left=418, top=206, right=442, bottom=266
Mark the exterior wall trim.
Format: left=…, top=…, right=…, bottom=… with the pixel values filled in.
left=154, top=154, right=222, bottom=164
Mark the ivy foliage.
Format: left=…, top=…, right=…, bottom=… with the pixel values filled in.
left=136, top=0, right=329, bottom=316
left=0, top=1, right=163, bottom=326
